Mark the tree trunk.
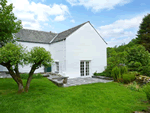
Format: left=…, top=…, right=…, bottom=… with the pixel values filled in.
left=18, top=82, right=24, bottom=93
left=14, top=64, right=24, bottom=92
left=25, top=65, right=36, bottom=92
left=7, top=66, right=24, bottom=93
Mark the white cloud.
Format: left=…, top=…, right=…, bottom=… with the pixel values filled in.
left=97, top=13, right=148, bottom=47
left=54, top=15, right=65, bottom=21
left=66, top=0, right=131, bottom=12
left=7, top=0, right=70, bottom=30
left=107, top=37, right=133, bottom=47
left=44, top=23, right=48, bottom=26
left=70, top=19, right=75, bottom=23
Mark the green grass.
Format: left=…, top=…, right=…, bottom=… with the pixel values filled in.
left=0, top=78, right=149, bottom=113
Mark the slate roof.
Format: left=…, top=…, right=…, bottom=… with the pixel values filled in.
left=16, top=21, right=107, bottom=44
left=16, top=29, right=57, bottom=43
left=51, top=21, right=88, bottom=43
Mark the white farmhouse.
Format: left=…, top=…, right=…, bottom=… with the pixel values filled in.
left=0, top=21, right=107, bottom=78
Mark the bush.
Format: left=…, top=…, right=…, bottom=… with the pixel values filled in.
left=122, top=73, right=135, bottom=84
left=143, top=83, right=150, bottom=103
left=20, top=73, right=43, bottom=79
left=120, top=66, right=128, bottom=77
left=32, top=73, right=43, bottom=79
left=129, top=71, right=140, bottom=76
left=141, top=65, right=150, bottom=77
left=93, top=71, right=107, bottom=76
left=20, top=73, right=29, bottom=79
left=111, top=66, right=121, bottom=81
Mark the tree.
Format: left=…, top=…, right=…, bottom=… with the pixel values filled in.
left=0, top=44, right=53, bottom=93
left=0, top=0, right=22, bottom=47
left=0, top=43, right=26, bottom=93
left=126, top=45, right=150, bottom=71
left=24, top=47, right=53, bottom=92
left=136, top=14, right=150, bottom=52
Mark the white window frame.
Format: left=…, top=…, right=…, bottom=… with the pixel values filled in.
left=55, top=62, right=59, bottom=72
left=80, top=60, right=90, bottom=76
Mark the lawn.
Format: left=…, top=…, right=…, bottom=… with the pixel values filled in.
left=0, top=78, right=149, bottom=113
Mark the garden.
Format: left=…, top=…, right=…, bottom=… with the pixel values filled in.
left=0, top=0, right=150, bottom=112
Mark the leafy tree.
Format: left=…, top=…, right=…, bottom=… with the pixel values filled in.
left=0, top=43, right=26, bottom=93
left=0, top=44, right=53, bottom=93
left=0, top=0, right=22, bottom=47
left=127, top=45, right=150, bottom=73
left=136, top=14, right=150, bottom=52
left=25, top=47, right=53, bottom=92
left=127, top=45, right=150, bottom=66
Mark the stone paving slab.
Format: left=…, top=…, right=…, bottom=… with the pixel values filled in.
left=63, top=77, right=113, bottom=87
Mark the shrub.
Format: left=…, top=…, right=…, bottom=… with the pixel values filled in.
left=122, top=73, right=135, bottom=84
left=129, top=71, right=140, bottom=76
left=111, top=66, right=128, bottom=81
left=93, top=71, right=107, bottom=76
left=32, top=73, right=43, bottom=79
left=105, top=65, right=114, bottom=77
left=111, top=66, right=121, bottom=81
left=20, top=73, right=29, bottom=79
left=143, top=83, right=150, bottom=103
left=141, top=65, right=150, bottom=77
left=120, top=66, right=128, bottom=77
left=20, top=73, right=43, bottom=79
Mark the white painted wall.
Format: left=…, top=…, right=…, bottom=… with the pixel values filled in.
left=18, top=42, right=50, bottom=73
left=49, top=40, right=66, bottom=75
left=0, top=65, right=7, bottom=72
left=66, top=22, right=107, bottom=78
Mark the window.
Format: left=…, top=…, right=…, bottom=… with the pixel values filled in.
left=80, top=61, right=90, bottom=76
left=55, top=62, right=59, bottom=72
left=80, top=61, right=84, bottom=76
left=86, top=61, right=89, bottom=75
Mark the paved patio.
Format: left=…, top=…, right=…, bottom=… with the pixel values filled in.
left=63, top=77, right=113, bottom=87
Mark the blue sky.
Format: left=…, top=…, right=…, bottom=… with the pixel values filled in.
left=8, top=0, right=150, bottom=47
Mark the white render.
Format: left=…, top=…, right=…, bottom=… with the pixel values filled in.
left=0, top=22, right=107, bottom=78
left=65, top=22, right=107, bottom=78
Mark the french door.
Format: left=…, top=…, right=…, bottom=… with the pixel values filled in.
left=80, top=61, right=90, bottom=76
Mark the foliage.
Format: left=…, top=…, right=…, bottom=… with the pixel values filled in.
left=0, top=43, right=26, bottom=67
left=127, top=45, right=150, bottom=67
left=111, top=66, right=128, bottom=81
left=122, top=73, right=136, bottom=84
left=143, top=83, right=150, bottom=103
left=93, top=71, right=107, bottom=76
left=140, top=65, right=150, bottom=77
left=120, top=65, right=128, bottom=76
left=26, top=47, right=53, bottom=68
left=20, top=73, right=43, bottom=79
left=136, top=14, right=150, bottom=52
left=0, top=78, right=148, bottom=113
left=0, top=43, right=53, bottom=93
left=24, top=46, right=53, bottom=92
left=111, top=66, right=121, bottom=81
left=0, top=0, right=22, bottom=46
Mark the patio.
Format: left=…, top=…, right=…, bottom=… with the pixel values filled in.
left=63, top=77, right=113, bottom=87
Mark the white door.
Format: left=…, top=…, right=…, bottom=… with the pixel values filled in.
left=80, top=61, right=90, bottom=76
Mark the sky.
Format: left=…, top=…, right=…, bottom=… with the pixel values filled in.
left=7, top=0, right=150, bottom=47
